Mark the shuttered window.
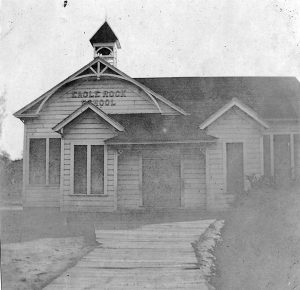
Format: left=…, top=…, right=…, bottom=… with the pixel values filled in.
left=91, top=145, right=104, bottom=194
left=29, top=139, right=46, bottom=184
left=49, top=138, right=61, bottom=185
left=29, top=138, right=61, bottom=185
left=74, top=145, right=87, bottom=194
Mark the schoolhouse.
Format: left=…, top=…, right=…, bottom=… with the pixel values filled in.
left=14, top=22, right=300, bottom=211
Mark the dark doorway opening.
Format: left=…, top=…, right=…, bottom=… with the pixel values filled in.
left=226, top=143, right=244, bottom=194
left=274, top=134, right=291, bottom=184
left=142, top=154, right=181, bottom=208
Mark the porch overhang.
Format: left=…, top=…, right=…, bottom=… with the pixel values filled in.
left=105, top=139, right=216, bottom=145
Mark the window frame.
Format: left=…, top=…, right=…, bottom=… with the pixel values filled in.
left=28, top=138, right=47, bottom=185
left=27, top=136, right=61, bottom=187
left=70, top=141, right=107, bottom=196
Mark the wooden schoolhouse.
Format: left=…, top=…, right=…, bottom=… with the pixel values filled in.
left=14, top=22, right=300, bottom=211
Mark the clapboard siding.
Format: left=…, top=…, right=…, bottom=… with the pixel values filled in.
left=295, top=134, right=300, bottom=178
left=182, top=150, right=206, bottom=208
left=25, top=78, right=178, bottom=135
left=22, top=74, right=179, bottom=212
left=60, top=110, right=117, bottom=211
left=64, top=110, right=116, bottom=141
left=116, top=146, right=207, bottom=210
left=24, top=186, right=60, bottom=207
left=266, top=120, right=300, bottom=133
left=206, top=142, right=225, bottom=209
left=263, top=121, right=300, bottom=180
left=117, top=151, right=141, bottom=209
left=206, top=107, right=263, bottom=210
left=62, top=140, right=71, bottom=197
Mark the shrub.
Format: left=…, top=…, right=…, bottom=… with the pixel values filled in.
left=0, top=151, right=23, bottom=197
left=245, top=174, right=275, bottom=190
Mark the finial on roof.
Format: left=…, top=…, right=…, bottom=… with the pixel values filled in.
left=104, top=9, right=108, bottom=21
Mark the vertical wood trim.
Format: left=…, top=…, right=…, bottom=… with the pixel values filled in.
left=22, top=125, right=27, bottom=203
left=70, top=143, right=74, bottom=195
left=26, top=137, right=30, bottom=186
left=60, top=139, right=64, bottom=208
left=180, top=154, right=185, bottom=208
left=270, top=134, right=274, bottom=176
left=87, top=145, right=91, bottom=195
left=139, top=152, right=143, bottom=206
left=291, top=134, right=295, bottom=179
left=242, top=141, right=246, bottom=190
left=104, top=145, right=108, bottom=195
left=223, top=142, right=227, bottom=193
left=260, top=136, right=264, bottom=176
left=113, top=150, right=118, bottom=210
left=46, top=138, right=49, bottom=185
left=205, top=147, right=211, bottom=209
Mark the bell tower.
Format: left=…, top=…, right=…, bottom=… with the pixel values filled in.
left=90, top=21, right=121, bottom=67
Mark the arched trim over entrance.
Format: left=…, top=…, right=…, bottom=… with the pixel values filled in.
left=14, top=58, right=188, bottom=118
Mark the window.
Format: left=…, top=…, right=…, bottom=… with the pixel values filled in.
left=29, top=139, right=46, bottom=184
left=73, top=144, right=105, bottom=195
left=98, top=47, right=112, bottom=56
left=74, top=145, right=87, bottom=194
left=29, top=138, right=61, bottom=185
left=91, top=145, right=104, bottom=194
left=49, top=138, right=61, bottom=185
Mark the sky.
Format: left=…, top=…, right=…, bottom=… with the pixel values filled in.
left=1, top=0, right=300, bottom=159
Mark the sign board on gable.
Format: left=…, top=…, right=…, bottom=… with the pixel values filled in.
left=72, top=89, right=126, bottom=107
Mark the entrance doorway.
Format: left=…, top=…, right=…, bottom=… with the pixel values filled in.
left=226, top=143, right=244, bottom=193
left=142, top=154, right=181, bottom=208
left=274, top=134, right=291, bottom=184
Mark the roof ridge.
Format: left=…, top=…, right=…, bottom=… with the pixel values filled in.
left=135, top=76, right=297, bottom=80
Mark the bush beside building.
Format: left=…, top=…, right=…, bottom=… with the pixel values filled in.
left=0, top=151, right=22, bottom=202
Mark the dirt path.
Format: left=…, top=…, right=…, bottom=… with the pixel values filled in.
left=44, top=220, right=215, bottom=289
left=212, top=185, right=300, bottom=290
left=1, top=237, right=95, bottom=290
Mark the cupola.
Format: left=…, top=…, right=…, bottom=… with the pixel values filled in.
left=90, top=21, right=121, bottom=67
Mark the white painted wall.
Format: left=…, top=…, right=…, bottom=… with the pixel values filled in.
left=206, top=106, right=264, bottom=209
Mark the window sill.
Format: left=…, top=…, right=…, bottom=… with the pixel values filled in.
left=27, top=185, right=60, bottom=188
left=68, top=194, right=109, bottom=197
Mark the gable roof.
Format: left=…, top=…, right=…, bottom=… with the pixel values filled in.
left=136, top=77, right=300, bottom=122
left=199, top=97, right=269, bottom=129
left=52, top=101, right=124, bottom=133
left=90, top=21, right=121, bottom=48
left=14, top=57, right=188, bottom=118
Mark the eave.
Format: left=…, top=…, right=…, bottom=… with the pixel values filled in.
left=199, top=97, right=269, bottom=129
left=52, top=101, right=124, bottom=133
left=105, top=139, right=217, bottom=145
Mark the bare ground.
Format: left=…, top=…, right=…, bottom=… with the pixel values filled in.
left=1, top=206, right=221, bottom=289
left=8, top=188, right=300, bottom=290
left=212, top=184, right=300, bottom=290
left=1, top=237, right=95, bottom=290
left=1, top=207, right=221, bottom=244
